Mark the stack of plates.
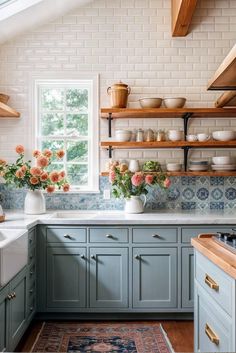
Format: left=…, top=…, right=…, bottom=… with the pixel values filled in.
left=212, top=165, right=236, bottom=171
left=189, top=159, right=209, bottom=172
left=211, top=156, right=236, bottom=171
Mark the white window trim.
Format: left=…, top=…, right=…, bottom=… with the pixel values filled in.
left=31, top=74, right=99, bottom=194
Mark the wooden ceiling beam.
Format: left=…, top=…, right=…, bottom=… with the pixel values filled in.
left=171, top=0, right=198, bottom=37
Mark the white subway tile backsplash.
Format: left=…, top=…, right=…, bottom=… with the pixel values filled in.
left=0, top=0, right=234, bottom=172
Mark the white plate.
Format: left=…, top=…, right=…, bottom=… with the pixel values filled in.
left=212, top=165, right=236, bottom=171
left=189, top=165, right=209, bottom=171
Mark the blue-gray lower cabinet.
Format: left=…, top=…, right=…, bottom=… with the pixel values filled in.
left=89, top=247, right=128, bottom=308
left=0, top=267, right=28, bottom=352
left=0, top=285, right=8, bottom=352
left=182, top=247, right=194, bottom=308
left=194, top=250, right=236, bottom=352
left=133, top=247, right=177, bottom=308
left=46, top=247, right=87, bottom=309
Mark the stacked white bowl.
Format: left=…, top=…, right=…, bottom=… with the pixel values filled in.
left=211, top=156, right=236, bottom=171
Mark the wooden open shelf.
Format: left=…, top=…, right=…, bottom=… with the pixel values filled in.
left=101, top=140, right=236, bottom=149
left=101, top=107, right=236, bottom=119
left=0, top=101, right=20, bottom=118
left=208, top=44, right=236, bottom=90
left=101, top=171, right=236, bottom=177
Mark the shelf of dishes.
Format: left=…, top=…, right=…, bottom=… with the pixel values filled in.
left=112, top=129, right=236, bottom=143
left=101, top=156, right=236, bottom=176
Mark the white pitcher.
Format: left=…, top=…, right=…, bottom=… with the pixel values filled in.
left=125, top=195, right=146, bottom=214
left=24, top=190, right=46, bottom=215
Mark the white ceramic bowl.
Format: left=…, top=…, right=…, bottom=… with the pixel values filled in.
left=139, top=97, right=162, bottom=108
left=115, top=129, right=132, bottom=142
left=166, top=163, right=182, bottom=172
left=212, top=130, right=236, bottom=141
left=163, top=97, right=186, bottom=109
left=212, top=156, right=235, bottom=165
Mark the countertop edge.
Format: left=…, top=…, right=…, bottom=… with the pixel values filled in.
left=191, top=237, right=236, bottom=279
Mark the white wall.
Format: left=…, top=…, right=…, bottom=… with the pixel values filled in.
left=0, top=0, right=235, bottom=171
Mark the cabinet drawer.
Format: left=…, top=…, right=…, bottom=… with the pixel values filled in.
left=46, top=227, right=86, bottom=243
left=182, top=227, right=231, bottom=243
left=132, top=228, right=177, bottom=243
left=197, top=285, right=231, bottom=352
left=195, top=252, right=233, bottom=316
left=89, top=228, right=128, bottom=243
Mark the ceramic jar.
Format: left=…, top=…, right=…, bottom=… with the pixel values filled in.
left=107, top=81, right=131, bottom=108
left=129, top=160, right=140, bottom=172
left=24, top=190, right=46, bottom=215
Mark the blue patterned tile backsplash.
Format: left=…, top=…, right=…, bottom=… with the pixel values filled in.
left=0, top=176, right=236, bottom=211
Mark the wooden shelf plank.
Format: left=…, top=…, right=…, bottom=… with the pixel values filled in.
left=171, top=0, right=198, bottom=37
left=0, top=101, right=20, bottom=118
left=101, top=171, right=236, bottom=177
left=101, top=107, right=236, bottom=119
left=208, top=44, right=236, bottom=90
left=101, top=140, right=236, bottom=149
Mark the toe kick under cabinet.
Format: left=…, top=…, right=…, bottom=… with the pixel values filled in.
left=37, top=225, right=235, bottom=314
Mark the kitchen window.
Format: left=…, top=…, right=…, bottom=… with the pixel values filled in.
left=35, top=78, right=99, bottom=192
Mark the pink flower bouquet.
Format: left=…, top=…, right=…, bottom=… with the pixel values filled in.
left=0, top=145, right=70, bottom=193
left=109, top=167, right=170, bottom=199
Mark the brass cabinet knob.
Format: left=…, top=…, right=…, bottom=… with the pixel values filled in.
left=12, top=292, right=16, bottom=298
left=91, top=255, right=96, bottom=260
left=7, top=294, right=12, bottom=300
left=80, top=254, right=86, bottom=259
left=134, top=254, right=140, bottom=259
left=152, top=234, right=159, bottom=238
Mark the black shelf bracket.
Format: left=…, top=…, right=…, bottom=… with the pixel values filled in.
left=107, top=113, right=113, bottom=138
left=181, top=146, right=191, bottom=172
left=107, top=146, right=113, bottom=159
left=181, top=112, right=193, bottom=140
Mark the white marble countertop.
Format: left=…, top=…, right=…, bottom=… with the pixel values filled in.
left=0, top=209, right=236, bottom=229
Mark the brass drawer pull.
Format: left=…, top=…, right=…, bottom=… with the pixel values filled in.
left=205, top=274, right=219, bottom=291
left=152, top=234, right=159, bottom=238
left=205, top=323, right=219, bottom=345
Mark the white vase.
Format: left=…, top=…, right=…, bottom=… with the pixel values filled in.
left=125, top=195, right=146, bottom=214
left=24, top=190, right=46, bottom=215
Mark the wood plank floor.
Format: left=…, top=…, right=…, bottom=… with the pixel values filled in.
left=17, top=320, right=194, bottom=352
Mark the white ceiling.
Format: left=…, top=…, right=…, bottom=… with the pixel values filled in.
left=0, top=0, right=93, bottom=44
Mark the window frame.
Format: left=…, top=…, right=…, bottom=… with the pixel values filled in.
left=33, top=75, right=99, bottom=193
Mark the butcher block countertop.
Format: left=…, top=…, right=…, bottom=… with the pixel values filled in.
left=191, top=234, right=236, bottom=279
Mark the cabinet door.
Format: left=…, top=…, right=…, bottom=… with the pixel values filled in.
left=182, top=247, right=194, bottom=308
left=0, top=285, right=9, bottom=352
left=46, top=247, right=86, bottom=308
left=89, top=248, right=128, bottom=308
left=133, top=247, right=177, bottom=308
left=8, top=269, right=27, bottom=351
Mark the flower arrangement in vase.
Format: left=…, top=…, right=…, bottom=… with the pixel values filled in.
left=109, top=167, right=171, bottom=214
left=0, top=145, right=70, bottom=214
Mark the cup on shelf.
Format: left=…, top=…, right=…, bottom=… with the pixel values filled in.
left=186, top=134, right=197, bottom=142
left=197, top=133, right=211, bottom=142
left=168, top=130, right=183, bottom=141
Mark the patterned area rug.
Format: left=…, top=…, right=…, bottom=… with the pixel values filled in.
left=31, top=321, right=174, bottom=353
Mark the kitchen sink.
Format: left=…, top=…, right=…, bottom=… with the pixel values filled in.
left=51, top=212, right=97, bottom=219
left=0, top=229, right=28, bottom=286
